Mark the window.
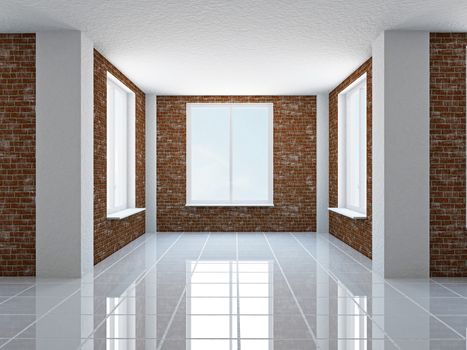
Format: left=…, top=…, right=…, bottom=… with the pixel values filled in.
left=337, top=74, right=367, bottom=216
left=106, top=73, right=136, bottom=216
left=186, top=103, right=273, bottom=206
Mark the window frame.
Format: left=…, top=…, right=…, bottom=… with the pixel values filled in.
left=106, top=72, right=136, bottom=216
left=186, top=103, right=274, bottom=207
left=337, top=74, right=367, bottom=216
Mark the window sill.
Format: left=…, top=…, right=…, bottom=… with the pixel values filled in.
left=107, top=208, right=145, bottom=220
left=186, top=203, right=274, bottom=207
left=329, top=208, right=366, bottom=219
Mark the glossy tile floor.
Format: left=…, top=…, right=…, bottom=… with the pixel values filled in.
left=0, top=233, right=465, bottom=349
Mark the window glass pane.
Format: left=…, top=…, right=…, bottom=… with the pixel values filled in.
left=106, top=83, right=114, bottom=211
left=231, top=106, right=270, bottom=202
left=190, top=107, right=230, bottom=201
left=113, top=86, right=128, bottom=209
left=346, top=88, right=360, bottom=209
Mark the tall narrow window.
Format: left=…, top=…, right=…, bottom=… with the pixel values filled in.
left=187, top=103, right=273, bottom=206
left=106, top=73, right=136, bottom=216
left=336, top=74, right=367, bottom=216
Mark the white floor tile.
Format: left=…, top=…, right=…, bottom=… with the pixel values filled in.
left=0, top=232, right=465, bottom=350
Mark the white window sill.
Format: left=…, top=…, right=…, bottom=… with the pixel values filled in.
left=107, top=208, right=145, bottom=220
left=186, top=203, right=274, bottom=207
left=329, top=207, right=366, bottom=219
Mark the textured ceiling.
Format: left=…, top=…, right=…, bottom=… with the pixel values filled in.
left=3, top=0, right=467, bottom=94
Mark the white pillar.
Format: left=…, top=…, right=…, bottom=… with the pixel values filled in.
left=145, top=94, right=157, bottom=233
left=372, top=31, right=430, bottom=278
left=317, top=94, right=329, bottom=233
left=36, top=30, right=94, bottom=277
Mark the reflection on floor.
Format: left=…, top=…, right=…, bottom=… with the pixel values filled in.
left=0, top=232, right=465, bottom=349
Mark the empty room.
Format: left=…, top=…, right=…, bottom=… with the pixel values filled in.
left=1, top=1, right=467, bottom=349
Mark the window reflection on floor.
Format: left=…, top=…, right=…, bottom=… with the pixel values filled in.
left=186, top=260, right=273, bottom=349
left=106, top=287, right=136, bottom=349
left=338, top=284, right=368, bottom=349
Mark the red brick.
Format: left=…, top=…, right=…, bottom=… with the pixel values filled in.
left=156, top=96, right=316, bottom=232
left=0, top=33, right=36, bottom=276
left=430, top=33, right=467, bottom=277
left=93, top=50, right=146, bottom=264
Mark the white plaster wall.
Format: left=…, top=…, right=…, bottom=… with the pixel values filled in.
left=372, top=31, right=430, bottom=278
left=372, top=33, right=386, bottom=275
left=316, top=93, right=329, bottom=233
left=80, top=33, right=94, bottom=275
left=36, top=30, right=94, bottom=277
left=145, top=94, right=157, bottom=233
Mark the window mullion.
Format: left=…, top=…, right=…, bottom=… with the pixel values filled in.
left=229, top=105, right=233, bottom=204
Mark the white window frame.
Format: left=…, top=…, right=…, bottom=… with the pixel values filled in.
left=186, top=103, right=273, bottom=207
left=106, top=72, right=137, bottom=216
left=336, top=74, right=367, bottom=217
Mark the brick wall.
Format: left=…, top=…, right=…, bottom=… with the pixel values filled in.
left=157, top=96, right=316, bottom=232
left=329, top=59, right=372, bottom=258
left=0, top=34, right=35, bottom=276
left=430, top=33, right=467, bottom=277
left=0, top=34, right=36, bottom=276
left=94, top=50, right=146, bottom=264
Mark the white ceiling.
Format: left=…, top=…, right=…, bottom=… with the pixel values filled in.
left=3, top=0, right=467, bottom=95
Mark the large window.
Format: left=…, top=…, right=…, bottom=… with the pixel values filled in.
left=337, top=74, right=367, bottom=216
left=106, top=73, right=136, bottom=216
left=186, top=103, right=273, bottom=206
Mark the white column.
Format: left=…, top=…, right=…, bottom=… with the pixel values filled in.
left=36, top=30, right=94, bottom=277
left=316, top=94, right=329, bottom=233
left=372, top=31, right=430, bottom=278
left=145, top=94, right=157, bottom=233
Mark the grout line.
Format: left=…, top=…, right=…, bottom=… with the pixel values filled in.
left=93, top=233, right=168, bottom=280
left=61, top=312, right=405, bottom=317
left=236, top=232, right=241, bottom=350
left=262, top=233, right=320, bottom=348
left=0, top=285, right=36, bottom=306
left=291, top=233, right=401, bottom=350
left=317, top=233, right=467, bottom=340
left=156, top=233, right=211, bottom=350
left=0, top=288, right=82, bottom=349
left=0, top=233, right=179, bottom=350
left=78, top=232, right=185, bottom=349
left=306, top=232, right=467, bottom=341
left=0, top=233, right=181, bottom=350
left=92, top=234, right=150, bottom=279
left=131, top=233, right=185, bottom=286
left=431, top=279, right=467, bottom=299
